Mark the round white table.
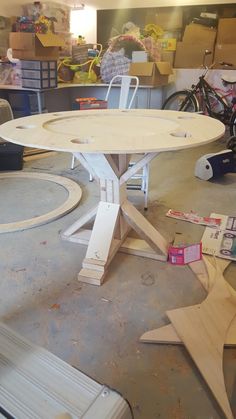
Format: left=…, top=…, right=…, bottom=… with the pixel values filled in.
left=0, top=109, right=225, bottom=285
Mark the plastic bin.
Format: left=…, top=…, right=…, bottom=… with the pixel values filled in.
left=0, top=142, right=24, bottom=171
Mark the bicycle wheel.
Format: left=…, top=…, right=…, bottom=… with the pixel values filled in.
left=229, top=111, right=236, bottom=136
left=162, top=90, right=199, bottom=112
left=203, top=92, right=227, bottom=118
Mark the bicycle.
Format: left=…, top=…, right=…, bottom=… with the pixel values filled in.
left=162, top=50, right=236, bottom=136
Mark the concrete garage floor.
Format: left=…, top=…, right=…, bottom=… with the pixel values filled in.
left=0, top=135, right=236, bottom=419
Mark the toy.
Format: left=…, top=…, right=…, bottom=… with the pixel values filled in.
left=195, top=149, right=236, bottom=180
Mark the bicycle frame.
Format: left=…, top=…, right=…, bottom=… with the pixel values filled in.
left=188, top=75, right=233, bottom=124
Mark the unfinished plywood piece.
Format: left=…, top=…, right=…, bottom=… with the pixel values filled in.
left=141, top=256, right=236, bottom=418
left=140, top=318, right=236, bottom=347
left=167, top=275, right=236, bottom=419
left=0, top=110, right=225, bottom=154
left=142, top=257, right=236, bottom=345
left=141, top=257, right=234, bottom=343
left=0, top=172, right=82, bottom=233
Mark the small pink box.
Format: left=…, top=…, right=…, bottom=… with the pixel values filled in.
left=168, top=242, right=202, bottom=265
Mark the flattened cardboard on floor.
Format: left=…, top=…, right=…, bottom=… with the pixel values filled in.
left=129, top=62, right=172, bottom=86
left=10, top=32, right=65, bottom=60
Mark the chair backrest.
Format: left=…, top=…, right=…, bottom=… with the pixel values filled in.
left=105, top=75, right=139, bottom=110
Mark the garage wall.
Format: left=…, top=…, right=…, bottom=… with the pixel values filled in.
left=1, top=0, right=66, bottom=16
left=1, top=0, right=234, bottom=17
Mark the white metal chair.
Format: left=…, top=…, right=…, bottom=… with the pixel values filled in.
left=71, top=74, right=149, bottom=208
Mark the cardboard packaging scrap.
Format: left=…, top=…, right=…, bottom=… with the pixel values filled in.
left=169, top=234, right=202, bottom=265
left=129, top=61, right=172, bottom=86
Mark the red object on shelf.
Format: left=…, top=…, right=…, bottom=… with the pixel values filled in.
left=74, top=97, right=108, bottom=110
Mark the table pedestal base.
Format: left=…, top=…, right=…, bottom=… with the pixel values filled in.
left=62, top=152, right=169, bottom=285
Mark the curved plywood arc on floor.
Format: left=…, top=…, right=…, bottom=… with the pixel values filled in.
left=0, top=109, right=225, bottom=155
left=0, top=172, right=82, bottom=233
left=140, top=256, right=236, bottom=419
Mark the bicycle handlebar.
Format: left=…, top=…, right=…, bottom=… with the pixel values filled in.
left=219, top=61, right=233, bottom=67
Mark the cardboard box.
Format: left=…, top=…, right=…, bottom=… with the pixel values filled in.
left=161, top=51, right=175, bottom=67
left=169, top=239, right=202, bottom=265
left=10, top=32, right=65, bottom=60
left=217, top=18, right=236, bottom=44
left=129, top=62, right=172, bottom=86
left=214, top=44, right=236, bottom=69
left=183, top=23, right=217, bottom=45
left=174, top=42, right=214, bottom=68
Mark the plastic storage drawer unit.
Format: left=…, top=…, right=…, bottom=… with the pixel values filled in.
left=21, top=59, right=57, bottom=89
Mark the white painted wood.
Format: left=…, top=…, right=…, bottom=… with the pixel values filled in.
left=62, top=206, right=98, bottom=238
left=85, top=202, right=120, bottom=263
left=1, top=109, right=225, bottom=285
left=63, top=229, right=168, bottom=261
left=119, top=237, right=167, bottom=261
left=82, top=154, right=119, bottom=180
left=120, top=153, right=158, bottom=185
left=71, top=153, right=99, bottom=183
left=0, top=110, right=225, bottom=155
left=122, top=200, right=168, bottom=257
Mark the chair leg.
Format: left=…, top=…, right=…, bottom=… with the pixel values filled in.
left=143, top=163, right=149, bottom=210
left=71, top=154, right=75, bottom=170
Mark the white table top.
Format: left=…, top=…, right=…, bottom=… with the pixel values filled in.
left=0, top=109, right=225, bottom=155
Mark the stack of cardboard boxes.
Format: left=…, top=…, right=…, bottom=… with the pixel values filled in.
left=214, top=18, right=236, bottom=69
left=174, top=23, right=217, bottom=68
left=9, top=32, right=64, bottom=89
left=174, top=18, right=236, bottom=69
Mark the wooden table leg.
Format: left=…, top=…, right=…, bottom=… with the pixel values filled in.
left=62, top=152, right=169, bottom=285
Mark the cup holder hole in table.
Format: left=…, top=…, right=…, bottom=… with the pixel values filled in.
left=16, top=125, right=36, bottom=129
left=170, top=131, right=192, bottom=138
left=71, top=138, right=94, bottom=144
